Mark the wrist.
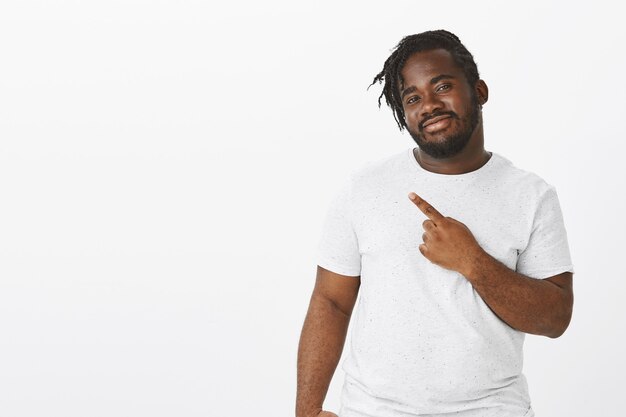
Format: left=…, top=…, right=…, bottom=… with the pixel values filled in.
left=296, top=406, right=322, bottom=417
left=461, top=246, right=490, bottom=283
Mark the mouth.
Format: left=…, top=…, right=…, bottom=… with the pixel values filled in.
left=421, top=115, right=453, bottom=133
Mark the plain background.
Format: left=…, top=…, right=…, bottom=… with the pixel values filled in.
left=0, top=1, right=624, bottom=416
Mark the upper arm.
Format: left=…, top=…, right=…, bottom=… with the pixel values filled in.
left=313, top=265, right=361, bottom=317
left=543, top=271, right=574, bottom=314
left=542, top=271, right=574, bottom=337
left=543, top=271, right=573, bottom=293
left=516, top=186, right=574, bottom=279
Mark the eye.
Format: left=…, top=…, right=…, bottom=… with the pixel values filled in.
left=406, top=96, right=421, bottom=105
left=436, top=83, right=451, bottom=93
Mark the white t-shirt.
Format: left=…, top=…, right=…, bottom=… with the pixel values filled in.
left=316, top=147, right=574, bottom=417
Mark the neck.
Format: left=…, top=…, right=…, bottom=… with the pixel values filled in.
left=413, top=123, right=491, bottom=175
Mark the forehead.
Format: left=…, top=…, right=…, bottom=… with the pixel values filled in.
left=399, top=49, right=465, bottom=87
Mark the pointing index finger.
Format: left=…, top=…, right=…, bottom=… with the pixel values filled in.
left=408, top=192, right=444, bottom=223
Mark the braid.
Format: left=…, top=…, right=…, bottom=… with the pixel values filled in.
left=369, top=30, right=480, bottom=131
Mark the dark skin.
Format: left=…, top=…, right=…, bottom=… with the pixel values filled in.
left=296, top=48, right=573, bottom=417
left=296, top=266, right=358, bottom=417
left=400, top=49, right=490, bottom=175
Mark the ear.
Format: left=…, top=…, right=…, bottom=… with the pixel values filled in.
left=475, top=80, right=488, bottom=105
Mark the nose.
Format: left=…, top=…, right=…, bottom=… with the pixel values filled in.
left=420, top=92, right=444, bottom=118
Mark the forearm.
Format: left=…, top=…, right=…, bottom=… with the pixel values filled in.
left=463, top=250, right=573, bottom=338
left=296, top=295, right=351, bottom=417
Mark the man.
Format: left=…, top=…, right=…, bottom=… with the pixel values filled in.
left=296, top=30, right=574, bottom=417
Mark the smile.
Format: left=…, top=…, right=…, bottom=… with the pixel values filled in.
left=422, top=115, right=452, bottom=133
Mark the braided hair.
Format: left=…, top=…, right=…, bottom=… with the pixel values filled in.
left=370, top=30, right=480, bottom=131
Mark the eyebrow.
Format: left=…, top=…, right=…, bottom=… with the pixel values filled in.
left=400, top=74, right=456, bottom=99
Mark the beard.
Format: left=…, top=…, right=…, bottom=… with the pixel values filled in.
left=408, top=94, right=480, bottom=159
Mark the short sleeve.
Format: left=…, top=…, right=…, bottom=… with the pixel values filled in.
left=516, top=185, right=575, bottom=279
left=315, top=176, right=361, bottom=277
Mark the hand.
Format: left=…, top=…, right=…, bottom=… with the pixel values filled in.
left=301, top=408, right=338, bottom=417
left=408, top=192, right=484, bottom=276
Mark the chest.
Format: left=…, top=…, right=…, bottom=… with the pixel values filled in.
left=351, top=185, right=531, bottom=271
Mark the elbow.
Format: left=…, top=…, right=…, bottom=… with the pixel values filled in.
left=542, top=273, right=574, bottom=339
left=543, top=314, right=570, bottom=338
left=546, top=323, right=569, bottom=339
left=546, top=294, right=574, bottom=339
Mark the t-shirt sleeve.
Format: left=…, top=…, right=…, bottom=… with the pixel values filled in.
left=516, top=185, right=575, bottom=279
left=315, top=176, right=361, bottom=277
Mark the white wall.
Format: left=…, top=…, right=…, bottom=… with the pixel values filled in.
left=0, top=1, right=623, bottom=416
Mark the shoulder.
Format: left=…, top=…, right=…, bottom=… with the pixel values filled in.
left=492, top=152, right=555, bottom=200
left=326, top=149, right=407, bottom=205
left=348, top=148, right=409, bottom=189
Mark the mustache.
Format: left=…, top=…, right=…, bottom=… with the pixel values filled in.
left=419, top=111, right=458, bottom=130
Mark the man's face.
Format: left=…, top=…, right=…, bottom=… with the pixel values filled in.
left=399, top=49, right=480, bottom=159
